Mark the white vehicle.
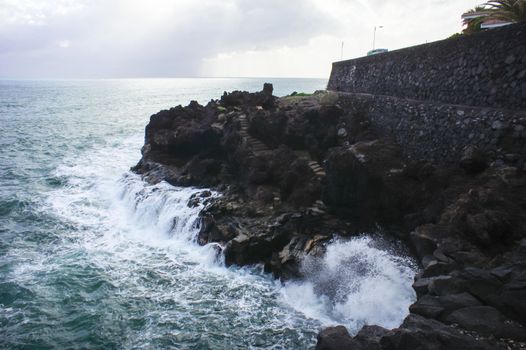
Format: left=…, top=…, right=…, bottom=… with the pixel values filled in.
left=367, top=48, right=389, bottom=56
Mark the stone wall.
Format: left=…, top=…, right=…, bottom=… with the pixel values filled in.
left=328, top=22, right=526, bottom=111
left=336, top=92, right=526, bottom=168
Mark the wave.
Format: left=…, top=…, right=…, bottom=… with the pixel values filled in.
left=2, top=132, right=417, bottom=348
left=280, top=236, right=417, bottom=334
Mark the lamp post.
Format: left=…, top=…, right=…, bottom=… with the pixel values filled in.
left=373, top=25, right=384, bottom=50
left=341, top=41, right=344, bottom=60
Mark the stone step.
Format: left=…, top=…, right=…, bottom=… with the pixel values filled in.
left=247, top=138, right=265, bottom=145
left=308, top=161, right=318, bottom=165
left=315, top=171, right=326, bottom=177
left=315, top=200, right=325, bottom=206
left=252, top=147, right=268, bottom=152
left=311, top=165, right=323, bottom=171
left=294, top=151, right=310, bottom=160
left=308, top=207, right=326, bottom=216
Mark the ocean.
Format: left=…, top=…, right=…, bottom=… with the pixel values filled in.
left=0, top=78, right=416, bottom=349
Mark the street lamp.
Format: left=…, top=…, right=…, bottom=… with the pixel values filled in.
left=373, top=25, right=384, bottom=50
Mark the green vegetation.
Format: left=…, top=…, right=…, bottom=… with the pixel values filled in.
left=462, top=6, right=488, bottom=34
left=447, top=33, right=463, bottom=39
left=290, top=92, right=313, bottom=97
left=453, top=0, right=525, bottom=37
left=486, top=0, right=526, bottom=22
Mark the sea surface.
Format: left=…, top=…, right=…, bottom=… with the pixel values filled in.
left=0, top=78, right=417, bottom=349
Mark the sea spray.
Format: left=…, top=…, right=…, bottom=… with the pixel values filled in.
left=1, top=79, right=417, bottom=348
left=280, top=236, right=417, bottom=334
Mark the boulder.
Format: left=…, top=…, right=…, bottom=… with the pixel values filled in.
left=444, top=306, right=505, bottom=335
left=410, top=293, right=481, bottom=319
left=223, top=233, right=273, bottom=266
left=380, top=314, right=497, bottom=350
left=460, top=145, right=488, bottom=174
left=316, top=326, right=356, bottom=350
left=500, top=270, right=526, bottom=323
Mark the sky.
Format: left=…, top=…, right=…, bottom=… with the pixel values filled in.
left=0, top=0, right=483, bottom=79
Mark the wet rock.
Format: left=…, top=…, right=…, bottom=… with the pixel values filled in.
left=353, top=326, right=390, bottom=350
left=316, top=326, right=356, bottom=350
left=413, top=276, right=453, bottom=298
left=500, top=271, right=526, bottom=323
left=444, top=306, right=505, bottom=336
left=380, top=314, right=496, bottom=350
left=410, top=293, right=482, bottom=319
left=223, top=233, right=273, bottom=266
left=135, top=84, right=526, bottom=347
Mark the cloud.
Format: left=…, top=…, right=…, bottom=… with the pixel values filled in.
left=0, top=0, right=483, bottom=78
left=0, top=0, right=341, bottom=78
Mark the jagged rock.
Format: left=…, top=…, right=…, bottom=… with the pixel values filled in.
left=380, top=314, right=497, bottom=350
left=324, top=139, right=423, bottom=225
left=352, top=326, right=390, bottom=350
left=132, top=85, right=526, bottom=347
left=410, top=293, right=481, bottom=319
left=460, top=145, right=488, bottom=174
left=444, top=306, right=504, bottom=335
left=223, top=233, right=273, bottom=266
left=499, top=270, right=526, bottom=324
left=316, top=326, right=356, bottom=350
left=220, top=83, right=276, bottom=110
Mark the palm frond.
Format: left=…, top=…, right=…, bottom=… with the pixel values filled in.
left=484, top=0, right=526, bottom=22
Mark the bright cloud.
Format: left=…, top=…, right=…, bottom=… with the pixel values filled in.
left=0, top=0, right=483, bottom=78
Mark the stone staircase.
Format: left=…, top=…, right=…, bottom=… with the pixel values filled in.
left=294, top=151, right=327, bottom=179
left=239, top=114, right=327, bottom=216
left=239, top=114, right=270, bottom=155
left=295, top=151, right=328, bottom=217
left=239, top=114, right=281, bottom=207
left=307, top=160, right=326, bottom=177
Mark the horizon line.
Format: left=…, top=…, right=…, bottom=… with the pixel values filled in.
left=0, top=76, right=329, bottom=81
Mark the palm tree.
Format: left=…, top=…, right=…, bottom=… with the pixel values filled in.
left=462, top=6, right=489, bottom=34
left=484, top=0, right=526, bottom=22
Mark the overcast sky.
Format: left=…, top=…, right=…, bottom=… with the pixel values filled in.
left=0, top=0, right=482, bottom=79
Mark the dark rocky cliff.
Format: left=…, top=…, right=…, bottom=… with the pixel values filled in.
left=133, top=86, right=526, bottom=349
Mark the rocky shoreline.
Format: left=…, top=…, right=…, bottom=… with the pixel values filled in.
left=132, top=85, right=526, bottom=349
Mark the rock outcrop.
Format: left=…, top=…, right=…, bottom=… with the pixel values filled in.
left=133, top=85, right=526, bottom=349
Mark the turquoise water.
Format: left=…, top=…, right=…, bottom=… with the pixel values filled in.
left=0, top=78, right=416, bottom=349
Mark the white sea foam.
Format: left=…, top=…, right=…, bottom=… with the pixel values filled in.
left=38, top=133, right=416, bottom=345
left=47, top=134, right=224, bottom=268
left=280, top=236, right=417, bottom=333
